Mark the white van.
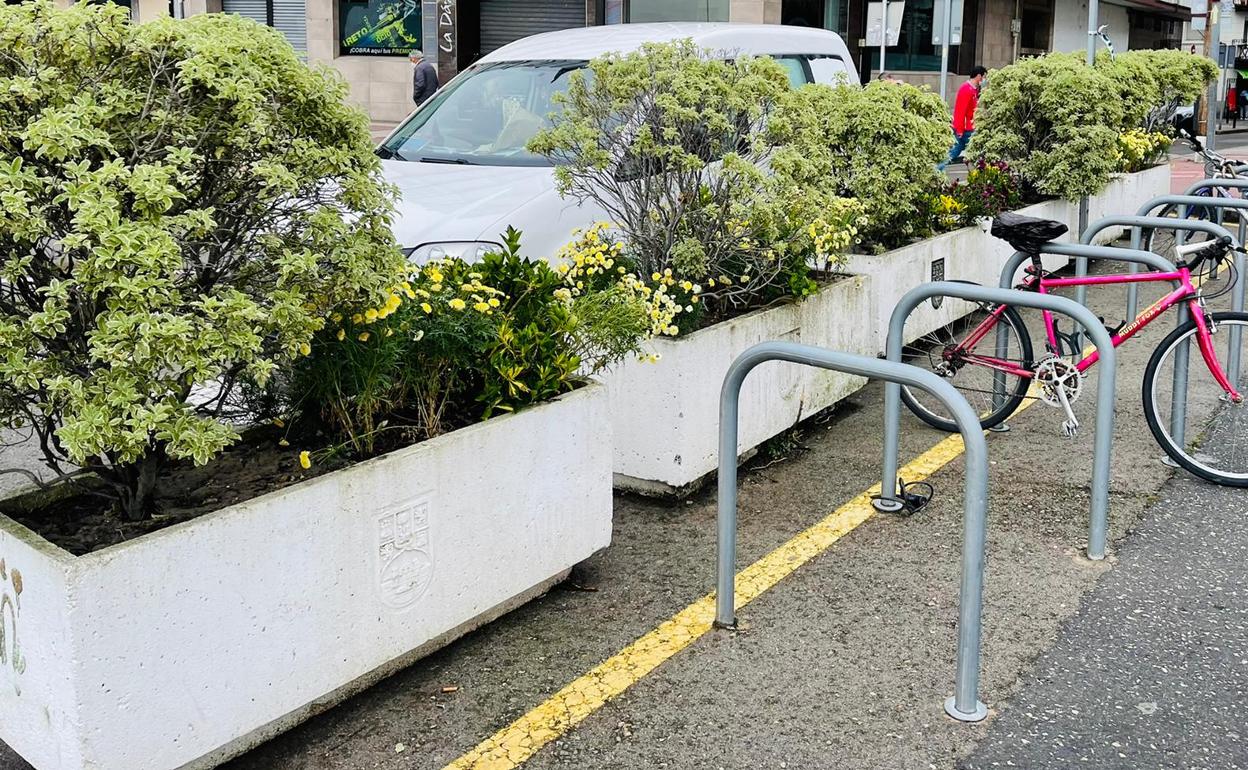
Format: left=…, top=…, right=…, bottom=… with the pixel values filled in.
left=377, top=22, right=858, bottom=261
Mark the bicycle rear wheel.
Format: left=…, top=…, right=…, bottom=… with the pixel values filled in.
left=900, top=303, right=1033, bottom=432
left=1142, top=311, right=1248, bottom=486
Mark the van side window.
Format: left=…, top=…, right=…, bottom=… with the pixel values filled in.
left=774, top=56, right=810, bottom=88
left=806, top=56, right=849, bottom=84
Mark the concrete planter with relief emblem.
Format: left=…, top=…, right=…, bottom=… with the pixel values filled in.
left=0, top=383, right=611, bottom=770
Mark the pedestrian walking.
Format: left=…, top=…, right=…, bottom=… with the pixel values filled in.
left=1226, top=86, right=1238, bottom=129
left=938, top=65, right=987, bottom=171
left=410, top=49, right=439, bottom=106
left=1239, top=86, right=1247, bottom=120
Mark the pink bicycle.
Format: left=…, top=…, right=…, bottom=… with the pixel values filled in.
left=900, top=213, right=1248, bottom=486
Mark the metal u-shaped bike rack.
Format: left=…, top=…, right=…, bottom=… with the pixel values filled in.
left=715, top=341, right=990, bottom=722
left=1083, top=200, right=1243, bottom=322
left=875, top=282, right=1118, bottom=560
left=1077, top=215, right=1240, bottom=455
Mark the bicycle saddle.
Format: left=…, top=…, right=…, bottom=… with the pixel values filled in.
left=990, top=212, right=1069, bottom=253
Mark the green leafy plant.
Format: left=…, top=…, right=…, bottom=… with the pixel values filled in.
left=529, top=40, right=864, bottom=321
left=288, top=227, right=673, bottom=453
left=974, top=51, right=1216, bottom=200
left=971, top=53, right=1124, bottom=200
left=1098, top=49, right=1217, bottom=132
left=935, top=159, right=1025, bottom=231
left=0, top=2, right=404, bottom=519
left=769, top=81, right=950, bottom=249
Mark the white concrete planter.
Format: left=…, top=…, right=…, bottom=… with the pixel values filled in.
left=845, top=165, right=1172, bottom=351
left=1087, top=164, right=1173, bottom=241
left=0, top=384, right=612, bottom=770
left=604, top=275, right=874, bottom=495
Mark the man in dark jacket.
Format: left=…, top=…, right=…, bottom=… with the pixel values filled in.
left=411, top=50, right=439, bottom=106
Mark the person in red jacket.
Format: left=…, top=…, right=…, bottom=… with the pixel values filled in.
left=938, top=65, right=988, bottom=171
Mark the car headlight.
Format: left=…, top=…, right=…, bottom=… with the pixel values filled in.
left=402, top=241, right=501, bottom=263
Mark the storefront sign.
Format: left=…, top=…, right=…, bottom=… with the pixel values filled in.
left=436, top=0, right=457, bottom=85
left=931, top=0, right=963, bottom=46
left=338, top=0, right=422, bottom=56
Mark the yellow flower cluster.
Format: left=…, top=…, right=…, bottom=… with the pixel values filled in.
left=557, top=223, right=685, bottom=338
left=806, top=214, right=861, bottom=259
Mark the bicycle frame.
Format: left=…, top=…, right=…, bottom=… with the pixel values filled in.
left=952, top=266, right=1244, bottom=402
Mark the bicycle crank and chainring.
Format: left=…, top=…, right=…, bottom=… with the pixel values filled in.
left=1034, top=355, right=1085, bottom=437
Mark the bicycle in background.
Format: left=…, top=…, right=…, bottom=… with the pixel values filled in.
left=900, top=213, right=1248, bottom=486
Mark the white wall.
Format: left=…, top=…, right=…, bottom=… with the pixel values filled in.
left=1051, top=0, right=1129, bottom=55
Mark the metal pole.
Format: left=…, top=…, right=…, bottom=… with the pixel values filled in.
left=1233, top=219, right=1245, bottom=386
left=880, top=0, right=888, bottom=75
left=879, top=282, right=1117, bottom=560
left=939, top=0, right=953, bottom=102
left=1073, top=197, right=1090, bottom=349
left=1086, top=0, right=1098, bottom=66
left=1127, top=226, right=1142, bottom=320
left=1208, top=4, right=1222, bottom=153
left=715, top=342, right=990, bottom=722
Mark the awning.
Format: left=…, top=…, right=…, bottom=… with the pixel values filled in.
left=1103, top=0, right=1192, bottom=20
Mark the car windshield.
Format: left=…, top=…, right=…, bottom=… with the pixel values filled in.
left=378, top=60, right=588, bottom=167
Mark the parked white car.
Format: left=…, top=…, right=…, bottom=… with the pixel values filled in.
left=377, top=22, right=858, bottom=262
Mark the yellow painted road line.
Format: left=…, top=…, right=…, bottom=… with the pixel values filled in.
left=443, top=432, right=973, bottom=770
left=445, top=296, right=1130, bottom=770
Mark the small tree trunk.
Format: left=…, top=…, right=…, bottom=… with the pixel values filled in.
left=117, top=454, right=163, bottom=522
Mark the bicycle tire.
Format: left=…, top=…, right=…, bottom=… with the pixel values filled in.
left=900, top=303, right=1034, bottom=432
left=1142, top=310, right=1248, bottom=487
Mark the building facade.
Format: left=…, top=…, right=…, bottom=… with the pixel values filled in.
left=118, top=0, right=1190, bottom=121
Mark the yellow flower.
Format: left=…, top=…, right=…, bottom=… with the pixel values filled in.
left=299, top=342, right=311, bottom=356
left=330, top=312, right=342, bottom=323
left=358, top=332, right=370, bottom=342
left=384, top=328, right=394, bottom=337
left=488, top=297, right=500, bottom=308
left=652, top=272, right=662, bottom=281
left=420, top=302, right=433, bottom=314
left=351, top=313, right=363, bottom=324
left=278, top=438, right=289, bottom=447
left=336, top=328, right=346, bottom=341
left=298, top=451, right=311, bottom=470
left=473, top=301, right=490, bottom=312
left=448, top=298, right=467, bottom=311
left=365, top=308, right=379, bottom=323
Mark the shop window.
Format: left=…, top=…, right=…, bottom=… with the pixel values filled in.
left=626, top=0, right=729, bottom=22
left=221, top=0, right=309, bottom=53
left=337, top=0, right=420, bottom=56
left=869, top=0, right=954, bottom=72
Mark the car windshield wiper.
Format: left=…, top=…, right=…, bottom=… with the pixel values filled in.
left=418, top=155, right=478, bottom=165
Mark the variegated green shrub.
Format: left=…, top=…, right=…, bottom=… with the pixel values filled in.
left=0, top=1, right=404, bottom=518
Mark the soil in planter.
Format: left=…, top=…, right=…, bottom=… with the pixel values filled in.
left=1, top=430, right=352, bottom=556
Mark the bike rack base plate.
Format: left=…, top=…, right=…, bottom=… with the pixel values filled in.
left=870, top=498, right=906, bottom=513
left=944, top=696, right=989, bottom=723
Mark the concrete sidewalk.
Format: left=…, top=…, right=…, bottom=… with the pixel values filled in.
left=964, top=450, right=1248, bottom=769
left=2, top=252, right=1241, bottom=770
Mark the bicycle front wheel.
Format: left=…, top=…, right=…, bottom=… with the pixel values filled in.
left=900, top=303, right=1033, bottom=432
left=1142, top=311, right=1248, bottom=486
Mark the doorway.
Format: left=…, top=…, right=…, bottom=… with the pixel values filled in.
left=782, top=0, right=824, bottom=26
